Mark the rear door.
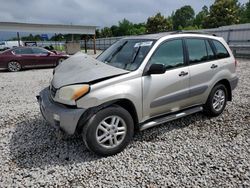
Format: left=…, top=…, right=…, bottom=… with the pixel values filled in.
left=185, top=38, right=219, bottom=106
left=142, top=39, right=190, bottom=119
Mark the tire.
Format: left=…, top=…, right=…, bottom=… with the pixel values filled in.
left=56, top=58, right=65, bottom=66
left=7, top=61, right=21, bottom=72
left=82, top=105, right=134, bottom=156
left=203, top=84, right=228, bottom=117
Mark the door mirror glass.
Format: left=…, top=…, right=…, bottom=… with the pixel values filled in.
left=147, top=64, right=166, bottom=75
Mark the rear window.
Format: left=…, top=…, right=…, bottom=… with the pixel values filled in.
left=212, top=40, right=230, bottom=59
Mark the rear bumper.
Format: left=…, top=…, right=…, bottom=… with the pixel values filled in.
left=230, top=76, right=239, bottom=90
left=37, top=87, right=86, bottom=135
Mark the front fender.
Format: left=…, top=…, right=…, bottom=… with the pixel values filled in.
left=76, top=76, right=143, bottom=121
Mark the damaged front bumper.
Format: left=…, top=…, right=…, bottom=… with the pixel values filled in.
left=37, top=87, right=86, bottom=135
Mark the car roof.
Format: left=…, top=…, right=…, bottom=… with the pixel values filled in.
left=123, top=31, right=218, bottom=40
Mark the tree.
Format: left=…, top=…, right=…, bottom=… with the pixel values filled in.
left=239, top=0, right=250, bottom=23
left=110, top=25, right=119, bottom=36
left=117, top=19, right=135, bottom=36
left=132, top=23, right=146, bottom=35
left=146, top=13, right=172, bottom=33
left=95, top=29, right=101, bottom=38
left=173, top=5, right=195, bottom=30
left=194, top=6, right=209, bottom=28
left=100, top=27, right=112, bottom=38
left=204, top=0, right=240, bottom=28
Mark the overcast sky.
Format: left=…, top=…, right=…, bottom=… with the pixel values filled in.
left=0, top=0, right=248, bottom=39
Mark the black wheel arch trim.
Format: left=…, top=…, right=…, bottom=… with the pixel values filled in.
left=75, top=98, right=138, bottom=134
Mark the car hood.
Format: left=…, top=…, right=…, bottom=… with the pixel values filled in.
left=51, top=52, right=129, bottom=89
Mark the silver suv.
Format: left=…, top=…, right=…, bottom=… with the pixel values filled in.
left=37, top=32, right=238, bottom=156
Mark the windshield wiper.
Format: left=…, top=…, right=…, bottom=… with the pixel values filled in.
left=106, top=41, right=128, bottom=63
left=129, top=46, right=141, bottom=65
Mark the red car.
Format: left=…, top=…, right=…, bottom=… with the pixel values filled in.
left=0, top=47, right=69, bottom=72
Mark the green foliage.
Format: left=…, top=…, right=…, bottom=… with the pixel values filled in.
left=194, top=6, right=209, bottom=28
left=98, top=19, right=146, bottom=37
left=100, top=27, right=113, bottom=38
left=173, top=5, right=195, bottom=30
left=204, top=0, right=240, bottom=28
left=146, top=13, right=173, bottom=33
left=239, top=0, right=250, bottom=23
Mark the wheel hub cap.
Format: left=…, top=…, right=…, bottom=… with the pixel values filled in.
left=96, top=116, right=127, bottom=149
left=212, top=89, right=225, bottom=112
left=8, top=61, right=21, bottom=71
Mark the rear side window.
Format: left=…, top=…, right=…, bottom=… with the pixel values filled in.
left=186, top=39, right=208, bottom=64
left=212, top=40, right=230, bottom=59
left=149, top=39, right=184, bottom=69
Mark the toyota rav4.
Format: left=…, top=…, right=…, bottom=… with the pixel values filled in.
left=37, top=32, right=238, bottom=156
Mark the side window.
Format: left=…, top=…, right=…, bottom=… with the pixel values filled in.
left=205, top=40, right=216, bottom=60
left=149, top=39, right=184, bottom=69
left=212, top=40, right=230, bottom=59
left=13, top=48, right=33, bottom=55
left=32, top=48, right=49, bottom=54
left=186, top=39, right=207, bottom=64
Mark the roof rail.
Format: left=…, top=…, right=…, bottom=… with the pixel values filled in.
left=171, top=31, right=217, bottom=36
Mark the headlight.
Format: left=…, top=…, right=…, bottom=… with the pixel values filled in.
left=58, top=84, right=90, bottom=102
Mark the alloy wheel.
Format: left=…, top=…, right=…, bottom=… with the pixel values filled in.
left=96, top=115, right=127, bottom=149
left=212, top=89, right=225, bottom=112
left=8, top=61, right=21, bottom=72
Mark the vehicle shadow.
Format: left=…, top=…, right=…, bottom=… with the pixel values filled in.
left=10, top=112, right=209, bottom=169
left=133, top=112, right=209, bottom=143
left=9, top=116, right=100, bottom=169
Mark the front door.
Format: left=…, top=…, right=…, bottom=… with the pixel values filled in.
left=142, top=39, right=190, bottom=121
left=12, top=48, right=37, bottom=67
left=32, top=48, right=56, bottom=67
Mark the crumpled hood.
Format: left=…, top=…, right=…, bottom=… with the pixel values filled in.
left=52, top=52, right=129, bottom=89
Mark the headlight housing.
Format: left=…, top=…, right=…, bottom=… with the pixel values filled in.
left=57, top=84, right=90, bottom=104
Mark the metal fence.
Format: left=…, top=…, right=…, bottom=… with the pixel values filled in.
left=85, top=23, right=250, bottom=57
left=21, top=23, right=250, bottom=57
left=84, top=37, right=122, bottom=50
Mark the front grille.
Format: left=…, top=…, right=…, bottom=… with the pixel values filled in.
left=50, top=85, right=57, bottom=98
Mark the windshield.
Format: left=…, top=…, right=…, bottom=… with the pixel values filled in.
left=97, top=39, right=155, bottom=71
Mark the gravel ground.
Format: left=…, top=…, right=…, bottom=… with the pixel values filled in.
left=0, top=59, right=249, bottom=187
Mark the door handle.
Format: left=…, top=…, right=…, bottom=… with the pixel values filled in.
left=179, top=71, right=188, bottom=77
left=211, top=64, right=218, bottom=69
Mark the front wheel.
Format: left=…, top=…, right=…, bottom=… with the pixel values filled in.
left=82, top=105, right=134, bottom=156
left=203, top=84, right=228, bottom=117
left=7, top=61, right=21, bottom=72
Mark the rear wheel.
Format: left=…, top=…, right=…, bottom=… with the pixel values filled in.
left=204, top=84, right=227, bottom=117
left=82, top=105, right=134, bottom=156
left=7, top=61, right=21, bottom=72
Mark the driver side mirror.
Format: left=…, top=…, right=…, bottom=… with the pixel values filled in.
left=147, top=64, right=166, bottom=75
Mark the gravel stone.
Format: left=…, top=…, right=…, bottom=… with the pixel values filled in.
left=0, top=59, right=249, bottom=187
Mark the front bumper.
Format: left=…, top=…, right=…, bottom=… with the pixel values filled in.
left=37, top=87, right=86, bottom=135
